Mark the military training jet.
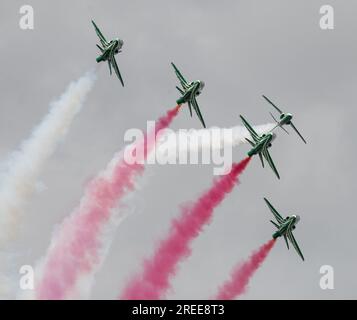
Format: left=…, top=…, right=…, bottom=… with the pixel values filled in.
left=264, top=198, right=304, bottom=261
left=92, top=20, right=124, bottom=86
left=262, top=95, right=306, bottom=144
left=171, top=62, right=206, bottom=128
left=240, top=115, right=280, bottom=179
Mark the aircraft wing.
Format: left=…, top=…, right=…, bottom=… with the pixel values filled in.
left=110, top=54, right=124, bottom=87
left=269, top=112, right=289, bottom=135
left=171, top=62, right=189, bottom=90
left=264, top=198, right=285, bottom=224
left=287, top=229, right=305, bottom=261
left=191, top=97, right=206, bottom=128
left=290, top=122, right=307, bottom=144
left=96, top=44, right=104, bottom=53
left=92, top=20, right=109, bottom=47
left=262, top=95, right=283, bottom=114
left=239, top=115, right=260, bottom=143
left=262, top=142, right=280, bottom=179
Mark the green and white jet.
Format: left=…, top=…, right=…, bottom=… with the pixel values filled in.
left=264, top=198, right=304, bottom=261
left=240, top=115, right=280, bottom=179
left=92, top=20, right=124, bottom=86
left=262, top=95, right=306, bottom=144
left=171, top=62, right=206, bottom=128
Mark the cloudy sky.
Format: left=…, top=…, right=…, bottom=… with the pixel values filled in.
left=0, top=0, right=356, bottom=299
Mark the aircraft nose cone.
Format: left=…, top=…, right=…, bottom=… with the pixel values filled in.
left=292, top=214, right=300, bottom=224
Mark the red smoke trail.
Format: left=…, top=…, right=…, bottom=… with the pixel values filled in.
left=36, top=106, right=180, bottom=300
left=214, top=238, right=276, bottom=300
left=120, top=156, right=251, bottom=300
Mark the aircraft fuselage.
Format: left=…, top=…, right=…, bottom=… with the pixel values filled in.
left=247, top=133, right=274, bottom=157
left=176, top=80, right=204, bottom=105
left=96, top=39, right=123, bottom=63
left=272, top=215, right=299, bottom=239
left=279, top=113, right=293, bottom=126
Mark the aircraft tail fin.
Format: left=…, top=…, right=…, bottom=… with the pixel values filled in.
left=245, top=138, right=255, bottom=147
left=176, top=86, right=184, bottom=95
left=96, top=44, right=104, bottom=53
left=270, top=220, right=279, bottom=229
left=269, top=112, right=279, bottom=125
left=269, top=112, right=289, bottom=135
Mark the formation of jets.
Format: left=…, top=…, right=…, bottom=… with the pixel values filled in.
left=240, top=95, right=306, bottom=180
left=90, top=20, right=306, bottom=262
left=239, top=96, right=306, bottom=260
left=91, top=21, right=207, bottom=128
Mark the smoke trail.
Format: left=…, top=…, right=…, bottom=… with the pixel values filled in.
left=153, top=123, right=274, bottom=175
left=0, top=70, right=96, bottom=245
left=0, top=71, right=96, bottom=298
left=214, top=239, right=276, bottom=300
left=35, top=106, right=180, bottom=300
left=120, top=156, right=251, bottom=300
left=159, top=123, right=275, bottom=153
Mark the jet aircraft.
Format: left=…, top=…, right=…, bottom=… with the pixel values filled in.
left=172, top=62, right=206, bottom=128
left=92, top=20, right=124, bottom=86
left=264, top=197, right=304, bottom=261
left=240, top=115, right=280, bottom=179
left=262, top=95, right=306, bottom=144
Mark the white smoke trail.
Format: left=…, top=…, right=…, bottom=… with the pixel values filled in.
left=157, top=123, right=275, bottom=153
left=151, top=123, right=275, bottom=175
left=0, top=71, right=96, bottom=297
left=0, top=70, right=96, bottom=244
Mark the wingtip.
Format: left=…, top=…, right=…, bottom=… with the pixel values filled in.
left=263, top=197, right=270, bottom=206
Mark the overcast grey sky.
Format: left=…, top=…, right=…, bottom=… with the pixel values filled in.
left=0, top=0, right=356, bottom=299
